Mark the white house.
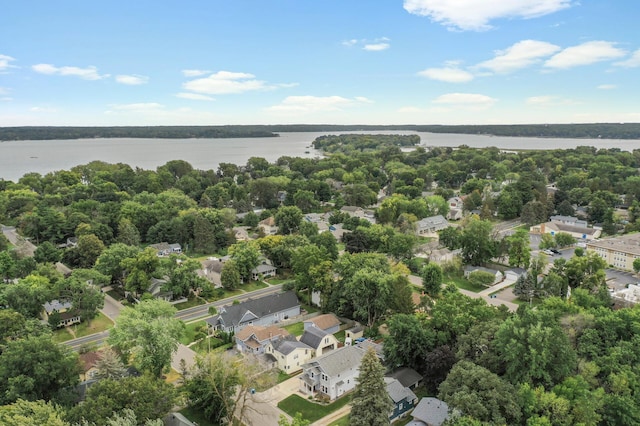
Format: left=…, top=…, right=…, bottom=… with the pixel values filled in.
left=298, top=345, right=366, bottom=400
left=415, top=215, right=449, bottom=237
left=299, top=327, right=339, bottom=356
left=265, top=335, right=314, bottom=374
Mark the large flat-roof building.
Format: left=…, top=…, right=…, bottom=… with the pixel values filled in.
left=587, top=233, right=640, bottom=271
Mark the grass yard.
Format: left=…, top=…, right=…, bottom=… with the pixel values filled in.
left=284, top=321, right=305, bottom=336
left=334, top=329, right=346, bottom=343
left=266, top=278, right=294, bottom=285
left=278, top=394, right=351, bottom=423
left=53, top=313, right=114, bottom=342
left=328, top=415, right=350, bottom=426
left=301, top=303, right=319, bottom=314
left=180, top=320, right=207, bottom=345
left=445, top=273, right=484, bottom=292
left=191, top=336, right=225, bottom=355
left=174, top=296, right=206, bottom=310
left=241, top=280, right=269, bottom=292
left=179, top=406, right=218, bottom=426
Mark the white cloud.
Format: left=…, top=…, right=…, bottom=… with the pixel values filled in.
left=475, top=40, right=560, bottom=73
left=32, top=63, right=108, bottom=80
left=343, top=37, right=390, bottom=51
left=115, top=74, right=149, bottom=85
left=363, top=43, right=390, bottom=51
left=267, top=96, right=370, bottom=113
left=597, top=84, right=616, bottom=90
left=30, top=106, right=58, bottom=112
left=544, top=41, right=626, bottom=69
left=417, top=66, right=474, bottom=82
left=526, top=95, right=578, bottom=106
left=403, top=0, right=572, bottom=31
left=355, top=96, right=374, bottom=103
left=110, top=103, right=164, bottom=111
left=183, top=71, right=269, bottom=95
left=432, top=92, right=497, bottom=109
left=0, top=54, right=17, bottom=71
left=182, top=69, right=210, bottom=77
left=614, top=48, right=640, bottom=68
left=176, top=92, right=215, bottom=101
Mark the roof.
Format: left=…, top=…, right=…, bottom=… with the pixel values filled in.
left=306, top=313, right=340, bottom=331
left=205, top=291, right=299, bottom=329
left=44, top=299, right=72, bottom=314
left=388, top=367, right=423, bottom=388
left=254, top=263, right=276, bottom=273
left=587, top=233, right=640, bottom=256
left=385, top=377, right=418, bottom=403
left=149, top=242, right=171, bottom=251
left=411, top=398, right=450, bottom=426
left=235, top=324, right=289, bottom=342
left=302, top=345, right=365, bottom=377
left=79, top=351, right=101, bottom=373
left=355, top=339, right=384, bottom=359
left=272, top=335, right=312, bottom=356
left=259, top=216, right=276, bottom=226
left=464, top=265, right=500, bottom=275
left=300, top=326, right=330, bottom=349
left=416, top=215, right=448, bottom=228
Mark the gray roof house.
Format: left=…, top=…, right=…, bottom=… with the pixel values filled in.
left=298, top=345, right=366, bottom=400
left=148, top=242, right=182, bottom=257
left=408, top=397, right=450, bottom=426
left=386, top=377, right=419, bottom=422
left=251, top=263, right=277, bottom=281
left=265, top=335, right=314, bottom=373
left=205, top=291, right=300, bottom=333
left=299, top=326, right=339, bottom=356
left=388, top=367, right=423, bottom=390
left=415, top=215, right=449, bottom=237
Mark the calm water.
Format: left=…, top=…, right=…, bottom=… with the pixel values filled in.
left=1, top=131, right=638, bottom=182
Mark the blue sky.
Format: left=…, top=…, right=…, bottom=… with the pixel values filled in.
left=1, top=1, right=639, bottom=126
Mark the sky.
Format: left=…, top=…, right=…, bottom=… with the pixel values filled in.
left=1, top=0, right=639, bottom=126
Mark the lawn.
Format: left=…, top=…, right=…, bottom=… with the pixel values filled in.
left=52, top=313, right=114, bottom=342
left=278, top=394, right=351, bottom=423
left=334, top=329, right=346, bottom=343
left=179, top=406, right=218, bottom=426
left=328, top=416, right=350, bottom=426
left=174, top=296, right=206, bottom=310
left=284, top=321, right=305, bottom=336
left=445, top=273, right=484, bottom=292
left=191, top=336, right=225, bottom=355
left=241, top=280, right=269, bottom=292
left=180, top=320, right=206, bottom=345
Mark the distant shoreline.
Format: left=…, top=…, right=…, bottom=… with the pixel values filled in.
left=1, top=123, right=640, bottom=141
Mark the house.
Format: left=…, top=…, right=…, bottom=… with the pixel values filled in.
left=504, top=268, right=527, bottom=281
left=463, top=266, right=503, bottom=284
left=388, top=367, right=423, bottom=390
left=345, top=325, right=364, bottom=344
left=234, top=324, right=289, bottom=354
left=446, top=197, right=464, bottom=220
left=299, top=327, right=339, bottom=356
left=611, top=284, right=640, bottom=306
left=340, top=206, right=376, bottom=223
left=426, top=248, right=459, bottom=263
left=233, top=227, right=251, bottom=242
left=298, top=345, right=366, bottom=400
left=251, top=263, right=277, bottom=281
left=198, top=258, right=223, bottom=288
left=587, top=233, right=640, bottom=271
left=258, top=217, right=278, bottom=235
left=529, top=221, right=601, bottom=241
left=205, top=291, right=300, bottom=333
left=148, top=242, right=182, bottom=257
left=355, top=339, right=385, bottom=361
left=386, top=377, right=418, bottom=422
left=55, top=261, right=73, bottom=278
left=415, top=215, right=449, bottom=237
left=329, top=223, right=349, bottom=241
left=43, top=299, right=80, bottom=328
left=408, top=397, right=450, bottom=426
left=304, top=313, right=341, bottom=335
left=78, top=351, right=101, bottom=382
left=265, top=335, right=314, bottom=373
left=549, top=215, right=588, bottom=228
left=148, top=277, right=173, bottom=301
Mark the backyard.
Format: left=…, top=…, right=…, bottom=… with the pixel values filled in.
left=52, top=313, right=113, bottom=343
left=278, top=394, right=351, bottom=423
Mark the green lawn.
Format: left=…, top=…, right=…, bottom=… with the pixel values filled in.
left=52, top=313, right=114, bottom=342
left=445, top=273, right=484, bottom=292
left=266, top=278, right=295, bottom=285
left=174, top=296, right=206, bottom=310
left=278, top=394, right=351, bottom=423
left=334, top=329, right=346, bottom=343
left=179, top=406, right=218, bottom=426
left=241, top=280, right=269, bottom=292
left=180, top=320, right=206, bottom=345
left=284, top=321, right=305, bottom=336
left=191, top=336, right=226, bottom=355
left=328, top=415, right=350, bottom=426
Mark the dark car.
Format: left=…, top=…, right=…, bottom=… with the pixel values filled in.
left=550, top=249, right=561, bottom=255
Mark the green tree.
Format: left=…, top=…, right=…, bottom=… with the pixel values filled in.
left=467, top=270, right=496, bottom=288
left=554, top=232, right=576, bottom=248
left=344, top=268, right=393, bottom=327
left=0, top=399, right=68, bottom=426
left=70, top=234, right=105, bottom=268
left=121, top=247, right=160, bottom=296
left=66, top=375, right=176, bottom=426
left=383, top=314, right=436, bottom=371
left=633, top=257, right=640, bottom=274
left=56, top=275, right=105, bottom=326
left=107, top=299, right=184, bottom=377
left=506, top=229, right=531, bottom=268
left=3, top=274, right=52, bottom=318
left=350, top=347, right=393, bottom=426
left=95, top=243, right=140, bottom=285
left=0, top=334, right=80, bottom=404
left=279, top=413, right=311, bottom=426
left=116, top=218, right=141, bottom=247
left=438, top=361, right=521, bottom=425
left=93, top=347, right=127, bottom=380
left=422, top=262, right=443, bottom=298
left=33, top=241, right=62, bottom=264
left=162, top=256, right=207, bottom=298
left=460, top=217, right=496, bottom=266
left=220, top=259, right=241, bottom=290
left=228, top=241, right=261, bottom=281
left=275, top=205, right=304, bottom=235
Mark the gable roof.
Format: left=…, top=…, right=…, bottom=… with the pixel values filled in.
left=271, top=335, right=312, bottom=356
left=259, top=216, right=276, bottom=227
left=416, top=215, right=448, bottom=229
left=388, top=367, right=423, bottom=388
left=306, top=313, right=340, bottom=331
left=79, top=351, right=101, bottom=373
left=299, top=326, right=330, bottom=348
left=44, top=299, right=72, bottom=314
left=235, top=324, right=289, bottom=342
left=206, top=291, right=299, bottom=329
left=302, top=345, right=365, bottom=377
left=385, top=377, right=417, bottom=403
left=411, top=397, right=450, bottom=426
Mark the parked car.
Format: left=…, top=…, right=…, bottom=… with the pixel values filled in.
left=542, top=249, right=554, bottom=255
left=550, top=249, right=561, bottom=255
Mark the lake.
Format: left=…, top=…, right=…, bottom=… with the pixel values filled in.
left=1, top=130, right=638, bottom=182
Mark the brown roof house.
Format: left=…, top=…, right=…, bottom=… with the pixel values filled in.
left=304, top=313, right=341, bottom=335
left=234, top=324, right=290, bottom=354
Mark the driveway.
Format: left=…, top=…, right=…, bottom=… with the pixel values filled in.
left=1, top=225, right=36, bottom=256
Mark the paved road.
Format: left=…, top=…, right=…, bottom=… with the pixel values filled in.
left=1, top=225, right=37, bottom=256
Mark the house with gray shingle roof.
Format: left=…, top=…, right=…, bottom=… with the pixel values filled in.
left=415, top=215, right=449, bottom=237
left=205, top=291, right=300, bottom=333
left=386, top=377, right=418, bottom=422
left=299, top=326, right=339, bottom=356
left=265, top=335, right=314, bottom=373
left=408, top=397, right=450, bottom=426
left=298, top=345, right=367, bottom=400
